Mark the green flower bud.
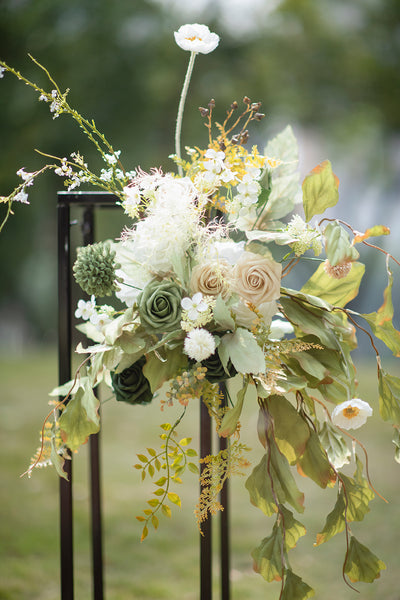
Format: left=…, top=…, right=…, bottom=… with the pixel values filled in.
left=138, top=279, right=183, bottom=334
left=73, top=241, right=120, bottom=297
left=111, top=357, right=153, bottom=405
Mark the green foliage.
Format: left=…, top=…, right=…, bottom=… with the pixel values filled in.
left=133, top=417, right=198, bottom=541
left=301, top=261, right=365, bottom=308
left=378, top=368, right=400, bottom=426
left=344, top=536, right=386, bottom=583
left=220, top=328, right=265, bottom=374
left=58, top=383, right=100, bottom=452
left=218, top=377, right=248, bottom=437
left=281, top=570, right=315, bottom=600
left=302, top=161, right=339, bottom=223
left=361, top=267, right=400, bottom=357
left=323, top=221, right=359, bottom=267
left=316, top=456, right=375, bottom=546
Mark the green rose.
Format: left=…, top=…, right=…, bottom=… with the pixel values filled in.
left=111, top=357, right=153, bottom=405
left=138, top=279, right=183, bottom=334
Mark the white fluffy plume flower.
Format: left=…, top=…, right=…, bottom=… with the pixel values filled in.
left=184, top=328, right=216, bottom=362
left=331, top=398, right=373, bottom=430
left=174, top=24, right=220, bottom=54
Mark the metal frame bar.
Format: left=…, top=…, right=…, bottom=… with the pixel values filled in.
left=57, top=191, right=230, bottom=600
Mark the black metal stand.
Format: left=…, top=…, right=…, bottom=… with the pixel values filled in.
left=57, top=191, right=230, bottom=599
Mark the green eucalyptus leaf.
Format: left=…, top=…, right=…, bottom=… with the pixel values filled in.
left=362, top=268, right=400, bottom=357
left=281, top=569, right=315, bottom=600
left=251, top=525, right=284, bottom=582
left=319, top=422, right=351, bottom=469
left=297, top=429, right=336, bottom=488
left=315, top=491, right=346, bottom=546
left=263, top=125, right=300, bottom=222
left=264, top=395, right=310, bottom=464
left=219, top=379, right=248, bottom=438
left=323, top=221, right=359, bottom=266
left=59, top=386, right=100, bottom=452
left=302, top=160, right=339, bottom=222
left=50, top=437, right=68, bottom=480
left=279, top=296, right=338, bottom=349
left=213, top=294, right=235, bottom=330
left=378, top=368, right=400, bottom=425
left=279, top=505, right=307, bottom=550
left=344, top=536, right=386, bottom=583
left=221, top=328, right=265, bottom=374
left=339, top=456, right=375, bottom=522
left=392, top=429, right=400, bottom=464
left=143, top=347, right=188, bottom=393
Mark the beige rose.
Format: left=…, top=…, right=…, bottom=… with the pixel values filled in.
left=233, top=251, right=282, bottom=305
left=190, top=261, right=232, bottom=298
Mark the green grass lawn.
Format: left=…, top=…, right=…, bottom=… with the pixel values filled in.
left=0, top=349, right=399, bottom=599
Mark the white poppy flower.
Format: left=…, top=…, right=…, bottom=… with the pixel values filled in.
left=184, top=328, right=216, bottom=362
left=174, top=24, right=220, bottom=55
left=331, top=398, right=373, bottom=430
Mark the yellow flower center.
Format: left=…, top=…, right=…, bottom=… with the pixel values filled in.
left=186, top=36, right=202, bottom=41
left=343, top=406, right=360, bottom=419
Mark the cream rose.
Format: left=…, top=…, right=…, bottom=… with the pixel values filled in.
left=190, top=261, right=232, bottom=298
left=233, top=252, right=282, bottom=305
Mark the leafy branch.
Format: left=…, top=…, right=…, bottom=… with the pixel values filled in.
left=134, top=411, right=198, bottom=541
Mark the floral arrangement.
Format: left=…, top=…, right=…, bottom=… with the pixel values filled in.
left=2, top=23, right=400, bottom=599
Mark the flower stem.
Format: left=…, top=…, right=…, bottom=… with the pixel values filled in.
left=175, top=51, right=197, bottom=176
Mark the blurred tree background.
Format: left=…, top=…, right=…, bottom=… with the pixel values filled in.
left=1, top=0, right=399, bottom=350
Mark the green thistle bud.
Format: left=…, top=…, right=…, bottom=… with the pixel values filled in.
left=73, top=241, right=120, bottom=297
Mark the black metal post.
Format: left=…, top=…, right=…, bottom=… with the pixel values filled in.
left=81, top=206, right=104, bottom=600
left=58, top=199, right=74, bottom=600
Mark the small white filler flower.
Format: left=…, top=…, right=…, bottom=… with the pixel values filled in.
left=181, top=292, right=208, bottom=321
left=331, top=398, right=373, bottom=430
left=75, top=296, right=96, bottom=320
left=174, top=24, right=220, bottom=55
left=184, top=328, right=216, bottom=362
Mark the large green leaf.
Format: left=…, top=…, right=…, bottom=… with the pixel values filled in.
left=245, top=440, right=305, bottom=516
left=315, top=491, right=346, bottom=546
left=316, top=457, right=374, bottom=545
left=221, top=328, right=265, bottom=374
left=279, top=505, right=306, bottom=550
left=319, top=422, right=351, bottom=469
left=59, top=385, right=100, bottom=452
left=251, top=526, right=284, bottom=582
left=263, top=125, right=300, bottom=221
left=219, top=379, right=248, bottom=438
left=301, top=261, right=365, bottom=308
left=245, top=453, right=280, bottom=517
left=323, top=221, right=359, bottom=266
left=279, top=297, right=338, bottom=349
left=340, top=456, right=375, bottom=522
left=281, top=570, right=315, bottom=600
left=378, top=368, right=400, bottom=425
left=362, top=268, right=400, bottom=357
left=344, top=536, right=386, bottom=583
left=263, top=396, right=310, bottom=464
left=143, top=346, right=188, bottom=393
left=213, top=294, right=235, bottom=331
left=297, top=429, right=336, bottom=488
left=302, top=160, right=339, bottom=222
